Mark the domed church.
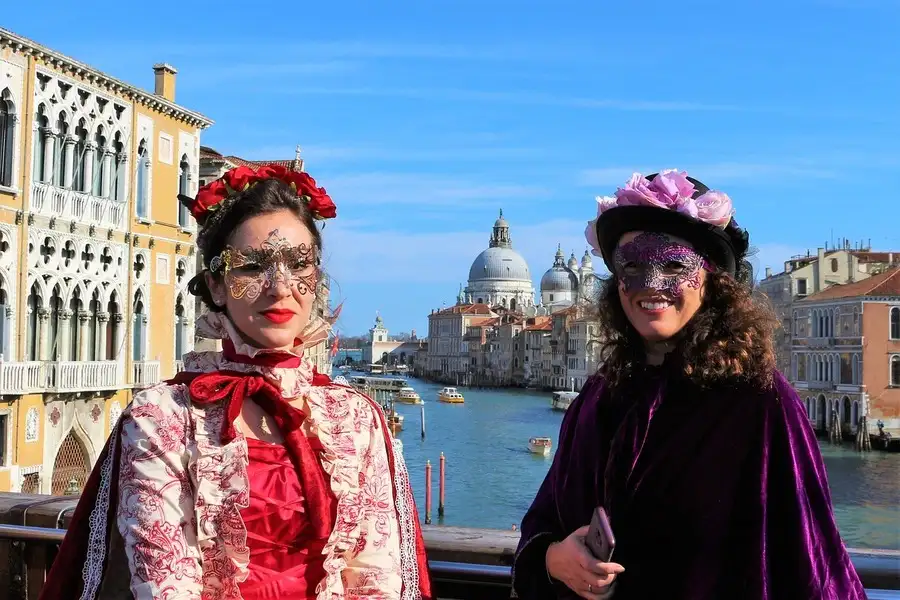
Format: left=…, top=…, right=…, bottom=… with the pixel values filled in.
left=460, top=210, right=536, bottom=312
left=539, top=246, right=603, bottom=311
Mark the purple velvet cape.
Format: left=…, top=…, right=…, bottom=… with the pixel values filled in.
left=513, top=368, right=866, bottom=600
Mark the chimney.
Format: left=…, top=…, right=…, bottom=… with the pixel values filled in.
left=153, top=63, right=177, bottom=102
left=765, top=267, right=772, bottom=278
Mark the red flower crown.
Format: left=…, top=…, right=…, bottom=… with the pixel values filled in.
left=179, top=164, right=337, bottom=229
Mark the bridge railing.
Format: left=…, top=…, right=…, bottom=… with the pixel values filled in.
left=0, top=494, right=898, bottom=599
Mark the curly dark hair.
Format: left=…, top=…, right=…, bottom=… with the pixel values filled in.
left=187, top=178, right=323, bottom=312
left=595, top=270, right=778, bottom=390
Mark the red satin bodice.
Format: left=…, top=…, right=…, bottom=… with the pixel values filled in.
left=238, top=437, right=330, bottom=600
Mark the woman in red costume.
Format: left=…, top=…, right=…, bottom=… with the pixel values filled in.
left=41, top=166, right=432, bottom=600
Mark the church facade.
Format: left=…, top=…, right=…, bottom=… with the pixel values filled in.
left=424, top=211, right=604, bottom=389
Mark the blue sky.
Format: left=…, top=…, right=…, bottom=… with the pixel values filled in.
left=6, top=0, right=899, bottom=336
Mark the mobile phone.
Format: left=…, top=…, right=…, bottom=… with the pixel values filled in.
left=585, top=507, right=616, bottom=562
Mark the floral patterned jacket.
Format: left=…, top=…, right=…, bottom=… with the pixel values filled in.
left=39, top=313, right=431, bottom=600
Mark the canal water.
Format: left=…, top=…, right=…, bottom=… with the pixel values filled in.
left=383, top=375, right=900, bottom=550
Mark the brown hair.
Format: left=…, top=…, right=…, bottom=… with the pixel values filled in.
left=187, top=178, right=323, bottom=312
left=596, top=271, right=778, bottom=390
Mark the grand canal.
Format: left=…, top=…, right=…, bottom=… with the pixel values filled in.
left=384, top=376, right=900, bottom=550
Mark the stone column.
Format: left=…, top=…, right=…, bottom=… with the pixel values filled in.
left=63, top=137, right=76, bottom=189
left=101, top=151, right=113, bottom=198
left=82, top=143, right=95, bottom=194
left=2, top=306, right=13, bottom=361
left=97, top=312, right=110, bottom=360
left=37, top=308, right=50, bottom=361
left=113, top=313, right=126, bottom=361
left=42, top=130, right=55, bottom=183
left=78, top=310, right=91, bottom=361
left=57, top=309, right=73, bottom=361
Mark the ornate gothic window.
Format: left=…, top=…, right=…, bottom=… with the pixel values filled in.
left=891, top=307, right=900, bottom=340
left=92, top=127, right=105, bottom=197
left=0, top=89, right=15, bottom=187
left=73, top=119, right=88, bottom=192
left=26, top=283, right=40, bottom=360
left=136, top=140, right=149, bottom=218
left=33, top=104, right=49, bottom=183
left=178, top=154, right=190, bottom=227
left=132, top=291, right=146, bottom=361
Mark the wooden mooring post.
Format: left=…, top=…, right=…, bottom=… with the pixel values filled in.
left=439, top=453, right=446, bottom=518
left=857, top=415, right=872, bottom=452
left=425, top=460, right=432, bottom=525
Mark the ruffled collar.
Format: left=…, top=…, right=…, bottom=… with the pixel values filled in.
left=186, top=311, right=335, bottom=393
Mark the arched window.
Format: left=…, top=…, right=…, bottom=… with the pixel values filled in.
left=135, top=140, right=149, bottom=219
left=175, top=294, right=187, bottom=359
left=830, top=258, right=838, bottom=273
left=107, top=292, right=120, bottom=359
left=73, top=120, right=88, bottom=191
left=178, top=154, right=190, bottom=227
left=842, top=397, right=851, bottom=425
left=88, top=289, right=101, bottom=361
left=0, top=89, right=15, bottom=187
left=0, top=282, right=9, bottom=360
left=851, top=401, right=860, bottom=428
left=69, top=287, right=82, bottom=360
left=510, top=298, right=517, bottom=311
left=26, top=284, right=40, bottom=360
left=92, top=127, right=106, bottom=197
left=54, top=112, right=67, bottom=187
left=891, top=307, right=900, bottom=340
left=112, top=132, right=125, bottom=202
left=33, top=104, right=49, bottom=183
left=891, top=355, right=900, bottom=387
left=132, top=291, right=146, bottom=361
left=48, top=285, right=63, bottom=360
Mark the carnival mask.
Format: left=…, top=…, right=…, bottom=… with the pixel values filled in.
left=209, top=230, right=319, bottom=301
left=613, top=233, right=709, bottom=297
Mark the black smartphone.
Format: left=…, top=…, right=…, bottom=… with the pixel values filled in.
left=585, top=506, right=616, bottom=562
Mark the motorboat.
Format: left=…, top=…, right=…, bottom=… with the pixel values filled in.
left=396, top=387, right=423, bottom=404
left=438, top=387, right=465, bottom=404
left=528, top=437, right=552, bottom=456
left=551, top=391, right=578, bottom=412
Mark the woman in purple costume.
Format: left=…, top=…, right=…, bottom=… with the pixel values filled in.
left=513, top=170, right=866, bottom=600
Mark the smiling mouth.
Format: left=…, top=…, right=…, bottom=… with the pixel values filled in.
left=638, top=298, right=673, bottom=311
left=260, top=309, right=295, bottom=324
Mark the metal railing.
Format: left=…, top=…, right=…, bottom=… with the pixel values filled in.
left=0, top=524, right=900, bottom=600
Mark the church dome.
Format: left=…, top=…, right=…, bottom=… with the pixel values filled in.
left=540, top=246, right=579, bottom=292
left=468, top=247, right=532, bottom=282
left=567, top=253, right=579, bottom=270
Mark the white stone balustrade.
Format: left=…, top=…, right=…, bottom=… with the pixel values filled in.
left=0, top=361, right=47, bottom=394
left=132, top=360, right=161, bottom=388
left=46, top=361, right=121, bottom=392
left=31, top=181, right=125, bottom=230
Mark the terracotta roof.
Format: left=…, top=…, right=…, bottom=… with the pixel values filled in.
left=468, top=317, right=498, bottom=327
left=803, top=267, right=900, bottom=301
left=432, top=303, right=494, bottom=316
left=524, top=316, right=553, bottom=331
left=852, top=251, right=897, bottom=264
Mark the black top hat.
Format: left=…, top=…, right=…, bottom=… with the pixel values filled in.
left=594, top=174, right=749, bottom=276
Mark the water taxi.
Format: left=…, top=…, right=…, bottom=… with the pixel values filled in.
left=528, top=437, right=552, bottom=456
left=438, top=387, right=465, bottom=404
left=396, top=386, right=423, bottom=404
left=551, top=391, right=578, bottom=412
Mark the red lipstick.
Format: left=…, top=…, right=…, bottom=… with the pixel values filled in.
left=260, top=309, right=295, bottom=324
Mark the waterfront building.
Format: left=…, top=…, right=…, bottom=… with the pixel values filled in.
left=790, top=266, right=900, bottom=437
left=522, top=316, right=551, bottom=386
left=0, top=27, right=211, bottom=492
left=196, top=146, right=332, bottom=374
left=426, top=303, right=496, bottom=383
left=361, top=313, right=420, bottom=366
left=759, top=241, right=898, bottom=373
left=567, top=309, right=603, bottom=391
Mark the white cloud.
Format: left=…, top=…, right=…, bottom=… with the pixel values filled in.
left=184, top=61, right=357, bottom=87
left=579, top=162, right=838, bottom=187
left=323, top=172, right=550, bottom=206
left=321, top=217, right=599, bottom=290
left=286, top=87, right=741, bottom=112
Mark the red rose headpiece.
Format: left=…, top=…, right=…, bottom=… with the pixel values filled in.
left=178, top=164, right=337, bottom=235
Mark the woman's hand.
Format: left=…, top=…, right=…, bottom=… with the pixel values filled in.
left=545, top=525, right=624, bottom=599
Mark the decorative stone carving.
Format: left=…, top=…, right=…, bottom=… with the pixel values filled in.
left=25, top=407, right=39, bottom=442
left=69, top=220, right=77, bottom=233
left=149, top=238, right=156, bottom=249
left=15, top=210, right=23, bottom=225
left=49, top=406, right=61, bottom=427
left=91, top=404, right=102, bottom=423
left=109, top=401, right=122, bottom=427
left=49, top=217, right=56, bottom=230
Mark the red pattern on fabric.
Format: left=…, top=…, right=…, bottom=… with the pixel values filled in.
left=238, top=438, right=330, bottom=600
left=222, top=340, right=302, bottom=369
left=180, top=370, right=335, bottom=540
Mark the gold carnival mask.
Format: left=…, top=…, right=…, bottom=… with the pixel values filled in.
left=209, top=230, right=319, bottom=301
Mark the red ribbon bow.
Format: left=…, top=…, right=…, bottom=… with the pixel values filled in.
left=173, top=370, right=335, bottom=539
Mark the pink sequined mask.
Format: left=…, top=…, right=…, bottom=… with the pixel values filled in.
left=613, top=233, right=709, bottom=297
left=209, top=230, right=319, bottom=301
